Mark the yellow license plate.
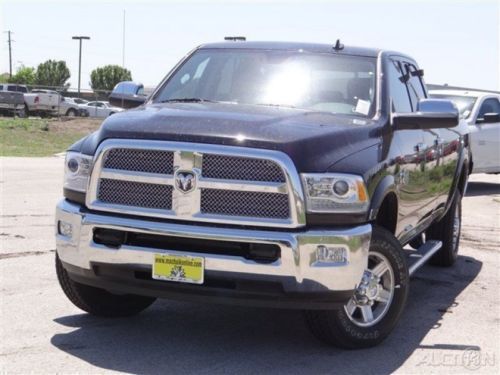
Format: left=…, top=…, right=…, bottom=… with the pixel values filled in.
left=152, top=253, right=204, bottom=284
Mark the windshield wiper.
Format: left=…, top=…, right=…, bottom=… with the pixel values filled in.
left=159, top=98, right=219, bottom=103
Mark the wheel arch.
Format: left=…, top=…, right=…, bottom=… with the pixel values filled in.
left=369, top=175, right=399, bottom=235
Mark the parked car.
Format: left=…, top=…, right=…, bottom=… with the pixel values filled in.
left=78, top=101, right=123, bottom=118
left=55, top=41, right=470, bottom=349
left=109, top=81, right=148, bottom=109
left=72, top=98, right=89, bottom=105
left=0, top=83, right=27, bottom=117
left=430, top=89, right=500, bottom=174
left=58, top=96, right=88, bottom=117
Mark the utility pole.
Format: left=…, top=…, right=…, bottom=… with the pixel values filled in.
left=5, top=30, right=13, bottom=77
left=122, top=10, right=126, bottom=68
left=71, top=36, right=90, bottom=97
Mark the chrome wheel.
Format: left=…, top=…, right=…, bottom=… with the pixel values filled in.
left=344, top=252, right=395, bottom=327
left=452, top=202, right=461, bottom=251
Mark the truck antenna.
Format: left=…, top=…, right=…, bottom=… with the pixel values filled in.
left=333, top=39, right=344, bottom=51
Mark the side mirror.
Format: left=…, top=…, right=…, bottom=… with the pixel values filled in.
left=479, top=113, right=500, bottom=124
left=393, top=99, right=459, bottom=130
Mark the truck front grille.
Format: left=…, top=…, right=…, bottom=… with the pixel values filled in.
left=104, top=148, right=174, bottom=174
left=201, top=154, right=286, bottom=182
left=98, top=179, right=173, bottom=210
left=87, top=140, right=305, bottom=228
left=200, top=189, right=290, bottom=218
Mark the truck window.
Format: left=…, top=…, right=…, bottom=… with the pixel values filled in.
left=388, top=60, right=412, bottom=113
left=155, top=49, right=377, bottom=118
left=7, top=85, right=26, bottom=93
left=404, top=63, right=426, bottom=110
left=477, top=98, right=500, bottom=122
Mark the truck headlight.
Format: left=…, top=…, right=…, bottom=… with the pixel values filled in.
left=301, top=173, right=369, bottom=213
left=64, top=152, right=93, bottom=192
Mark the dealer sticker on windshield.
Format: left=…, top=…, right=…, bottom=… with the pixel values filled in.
left=152, top=253, right=204, bottom=284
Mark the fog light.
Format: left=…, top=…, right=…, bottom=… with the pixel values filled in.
left=316, top=245, right=348, bottom=265
left=58, top=221, right=73, bottom=238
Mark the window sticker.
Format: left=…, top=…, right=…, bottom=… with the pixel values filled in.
left=355, top=99, right=371, bottom=115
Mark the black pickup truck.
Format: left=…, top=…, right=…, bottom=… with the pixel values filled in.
left=55, top=41, right=470, bottom=349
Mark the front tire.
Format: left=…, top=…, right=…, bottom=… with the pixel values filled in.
left=56, top=254, right=156, bottom=317
left=304, top=226, right=409, bottom=349
left=66, top=108, right=77, bottom=117
left=17, top=105, right=28, bottom=118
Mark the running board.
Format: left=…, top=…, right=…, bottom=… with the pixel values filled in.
left=407, top=240, right=443, bottom=276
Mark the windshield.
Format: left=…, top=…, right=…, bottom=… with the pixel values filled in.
left=430, top=94, right=477, bottom=119
left=154, top=49, right=377, bottom=117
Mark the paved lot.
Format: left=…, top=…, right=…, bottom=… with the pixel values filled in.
left=1, top=156, right=499, bottom=374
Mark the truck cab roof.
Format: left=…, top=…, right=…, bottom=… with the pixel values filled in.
left=199, top=41, right=382, bottom=58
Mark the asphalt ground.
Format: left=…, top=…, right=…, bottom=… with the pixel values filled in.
left=1, top=156, right=499, bottom=374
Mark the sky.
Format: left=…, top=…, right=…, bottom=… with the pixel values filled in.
left=1, top=0, right=499, bottom=91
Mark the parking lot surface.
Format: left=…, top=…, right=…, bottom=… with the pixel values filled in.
left=1, top=156, right=499, bottom=374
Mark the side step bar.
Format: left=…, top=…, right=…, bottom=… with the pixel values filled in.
left=406, top=240, right=443, bottom=276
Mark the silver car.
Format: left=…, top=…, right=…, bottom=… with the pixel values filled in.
left=79, top=101, right=124, bottom=118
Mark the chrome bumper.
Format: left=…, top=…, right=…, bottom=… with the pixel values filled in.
left=56, top=199, right=371, bottom=294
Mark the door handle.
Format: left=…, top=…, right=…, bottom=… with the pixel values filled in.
left=414, top=143, right=427, bottom=152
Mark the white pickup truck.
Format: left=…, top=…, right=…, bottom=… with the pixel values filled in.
left=430, top=89, right=500, bottom=174
left=24, top=89, right=83, bottom=117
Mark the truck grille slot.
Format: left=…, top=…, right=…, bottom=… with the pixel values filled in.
left=98, top=179, right=173, bottom=209
left=201, top=189, right=290, bottom=219
left=89, top=140, right=304, bottom=228
left=92, top=228, right=281, bottom=263
left=202, top=154, right=286, bottom=182
left=103, top=148, right=174, bottom=174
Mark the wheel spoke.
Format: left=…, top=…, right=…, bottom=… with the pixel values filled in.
left=376, top=288, right=391, bottom=304
left=345, top=298, right=357, bottom=316
left=371, top=261, right=389, bottom=278
left=360, top=305, right=374, bottom=322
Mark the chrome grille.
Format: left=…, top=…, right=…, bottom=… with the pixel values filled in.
left=98, top=179, right=173, bottom=210
left=104, top=148, right=174, bottom=174
left=201, top=189, right=290, bottom=218
left=202, top=154, right=286, bottom=182
left=87, top=140, right=305, bottom=228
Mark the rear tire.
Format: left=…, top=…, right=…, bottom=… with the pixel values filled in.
left=56, top=254, right=156, bottom=317
left=304, top=226, right=409, bottom=349
left=426, top=191, right=462, bottom=267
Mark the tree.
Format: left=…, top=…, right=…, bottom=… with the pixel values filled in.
left=35, top=60, right=70, bottom=88
left=0, top=72, right=10, bottom=83
left=90, top=65, right=132, bottom=91
left=9, top=66, right=36, bottom=85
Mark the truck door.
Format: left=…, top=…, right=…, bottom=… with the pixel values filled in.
left=403, top=62, right=454, bottom=213
left=472, top=97, right=500, bottom=173
left=388, top=59, right=428, bottom=241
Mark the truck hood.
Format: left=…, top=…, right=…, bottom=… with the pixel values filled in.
left=79, top=102, right=382, bottom=172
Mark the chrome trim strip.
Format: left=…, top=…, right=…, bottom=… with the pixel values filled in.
left=100, top=169, right=175, bottom=186
left=86, top=139, right=306, bottom=228
left=197, top=178, right=287, bottom=193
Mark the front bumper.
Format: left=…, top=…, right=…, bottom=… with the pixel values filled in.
left=56, top=199, right=371, bottom=309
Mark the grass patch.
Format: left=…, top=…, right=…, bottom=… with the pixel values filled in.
left=0, top=117, right=100, bottom=157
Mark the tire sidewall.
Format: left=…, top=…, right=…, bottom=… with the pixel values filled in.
left=334, top=228, right=409, bottom=343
